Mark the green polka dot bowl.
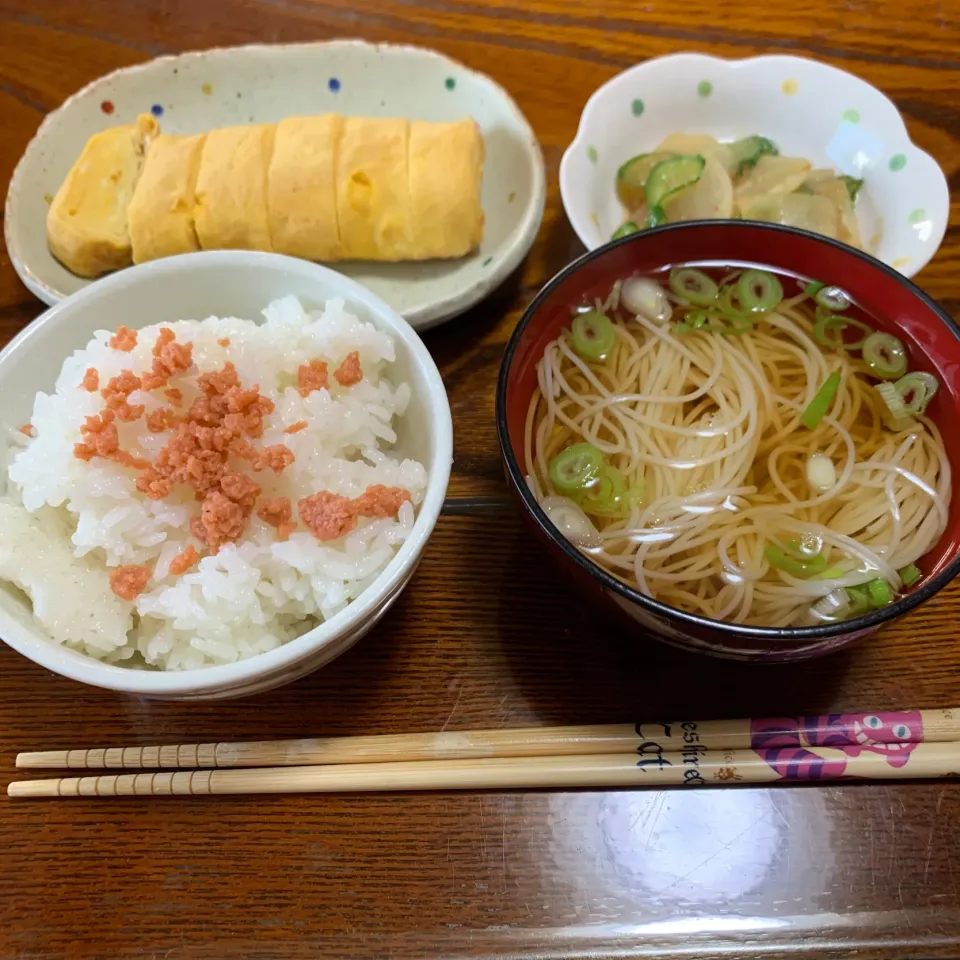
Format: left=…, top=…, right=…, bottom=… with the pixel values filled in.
left=560, top=53, right=948, bottom=278
left=5, top=40, right=546, bottom=331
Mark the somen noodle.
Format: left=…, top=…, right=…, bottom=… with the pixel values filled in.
left=524, top=267, right=951, bottom=628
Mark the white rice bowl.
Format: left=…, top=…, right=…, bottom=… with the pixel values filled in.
left=0, top=295, right=427, bottom=671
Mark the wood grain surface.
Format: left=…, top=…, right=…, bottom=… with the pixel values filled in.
left=1, top=1, right=959, bottom=958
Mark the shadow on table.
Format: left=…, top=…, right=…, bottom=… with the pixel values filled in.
left=491, top=524, right=854, bottom=726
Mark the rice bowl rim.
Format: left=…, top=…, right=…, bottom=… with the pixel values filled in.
left=0, top=251, right=453, bottom=695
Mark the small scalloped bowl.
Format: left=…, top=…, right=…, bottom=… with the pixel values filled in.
left=559, top=53, right=948, bottom=278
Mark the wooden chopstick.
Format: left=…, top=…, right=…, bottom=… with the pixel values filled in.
left=10, top=740, right=960, bottom=798
left=16, top=706, right=958, bottom=771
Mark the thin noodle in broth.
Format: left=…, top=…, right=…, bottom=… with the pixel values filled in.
left=524, top=267, right=951, bottom=628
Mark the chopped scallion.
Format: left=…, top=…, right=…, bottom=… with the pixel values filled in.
left=548, top=443, right=604, bottom=494
left=571, top=310, right=615, bottom=361
left=736, top=269, right=784, bottom=313
left=669, top=268, right=719, bottom=306
left=764, top=543, right=829, bottom=578
left=813, top=311, right=872, bottom=351
left=899, top=563, right=922, bottom=587
left=800, top=372, right=842, bottom=429
left=866, top=578, right=893, bottom=607
left=814, top=286, right=851, bottom=312
left=862, top=331, right=908, bottom=380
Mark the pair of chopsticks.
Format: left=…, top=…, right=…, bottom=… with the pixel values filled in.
left=10, top=707, right=960, bottom=798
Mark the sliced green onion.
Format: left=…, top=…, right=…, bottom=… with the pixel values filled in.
left=736, top=269, right=784, bottom=313
left=580, top=465, right=641, bottom=518
left=862, top=331, right=907, bottom=380
left=874, top=382, right=904, bottom=416
left=803, top=280, right=826, bottom=297
left=611, top=221, right=638, bottom=240
left=893, top=371, right=939, bottom=415
left=548, top=443, right=605, bottom=494
left=579, top=465, right=618, bottom=510
left=814, top=286, right=851, bottom=311
left=571, top=311, right=615, bottom=361
left=813, top=312, right=873, bottom=351
left=808, top=588, right=851, bottom=623
left=875, top=372, right=939, bottom=426
left=717, top=284, right=755, bottom=319
left=764, top=543, right=829, bottom=578
left=669, top=268, right=719, bottom=306
left=622, top=276, right=671, bottom=321
left=846, top=584, right=871, bottom=616
left=673, top=322, right=696, bottom=336
left=800, top=372, right=842, bottom=429
left=707, top=314, right=755, bottom=335
left=866, top=578, right=893, bottom=607
left=540, top=496, right=602, bottom=550
left=687, top=311, right=708, bottom=329
left=899, top=563, right=922, bottom=587
left=806, top=452, right=837, bottom=491
left=782, top=535, right=823, bottom=561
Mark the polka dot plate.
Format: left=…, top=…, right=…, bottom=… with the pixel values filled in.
left=559, top=53, right=948, bottom=277
left=5, top=41, right=546, bottom=330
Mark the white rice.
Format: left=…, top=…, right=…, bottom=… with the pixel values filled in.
left=0, top=296, right=427, bottom=670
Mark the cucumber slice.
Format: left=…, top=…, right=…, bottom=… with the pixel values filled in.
left=616, top=151, right=674, bottom=209
left=644, top=207, right=668, bottom=228
left=839, top=175, right=864, bottom=201
left=644, top=155, right=706, bottom=210
left=611, top=221, right=639, bottom=240
left=728, top=136, right=779, bottom=175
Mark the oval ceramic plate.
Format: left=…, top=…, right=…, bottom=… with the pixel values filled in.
left=5, top=40, right=546, bottom=332
left=560, top=53, right=948, bottom=278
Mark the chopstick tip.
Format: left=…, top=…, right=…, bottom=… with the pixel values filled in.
left=8, top=779, right=61, bottom=798
left=15, top=752, right=51, bottom=769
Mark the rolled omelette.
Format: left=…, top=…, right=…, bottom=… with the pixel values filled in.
left=267, top=114, right=344, bottom=262
left=335, top=116, right=413, bottom=261
left=408, top=119, right=484, bottom=260
left=128, top=133, right=206, bottom=264
left=49, top=114, right=485, bottom=272
left=194, top=124, right=275, bottom=252
left=47, top=113, right=158, bottom=278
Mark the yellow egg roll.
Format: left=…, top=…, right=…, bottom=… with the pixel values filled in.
left=127, top=133, right=206, bottom=264
left=46, top=113, right=158, bottom=278
left=408, top=118, right=484, bottom=259
left=336, top=117, right=413, bottom=261
left=194, top=125, right=275, bottom=252
left=267, top=115, right=344, bottom=261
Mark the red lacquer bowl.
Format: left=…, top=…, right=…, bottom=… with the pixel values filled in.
left=496, top=222, right=960, bottom=661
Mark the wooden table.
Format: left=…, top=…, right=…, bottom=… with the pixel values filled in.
left=2, top=1, right=959, bottom=957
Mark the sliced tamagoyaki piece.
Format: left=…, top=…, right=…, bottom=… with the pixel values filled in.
left=267, top=114, right=344, bottom=261
left=407, top=118, right=485, bottom=259
left=127, top=133, right=206, bottom=263
left=46, top=113, right=159, bottom=277
left=336, top=117, right=413, bottom=261
left=194, top=124, right=275, bottom=252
